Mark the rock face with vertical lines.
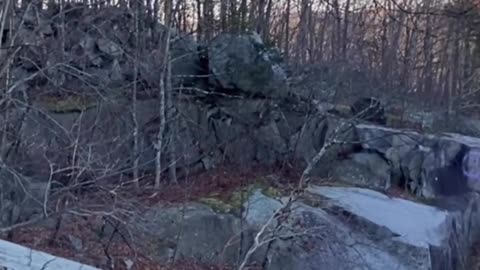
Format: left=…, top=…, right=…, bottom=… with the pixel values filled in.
left=351, top=124, right=478, bottom=200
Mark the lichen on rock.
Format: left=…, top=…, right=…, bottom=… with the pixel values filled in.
left=35, top=94, right=98, bottom=113
left=198, top=181, right=283, bottom=215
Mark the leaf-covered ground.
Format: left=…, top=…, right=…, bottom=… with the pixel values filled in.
left=1, top=165, right=299, bottom=270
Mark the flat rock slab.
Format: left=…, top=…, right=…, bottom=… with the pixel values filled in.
left=309, top=186, right=449, bottom=247
left=308, top=186, right=480, bottom=270
left=244, top=190, right=414, bottom=270
left=0, top=239, right=99, bottom=270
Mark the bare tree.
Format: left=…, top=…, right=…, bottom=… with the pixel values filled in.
left=154, top=0, right=176, bottom=188
left=284, top=0, right=291, bottom=60
left=237, top=111, right=360, bottom=270
left=132, top=0, right=141, bottom=191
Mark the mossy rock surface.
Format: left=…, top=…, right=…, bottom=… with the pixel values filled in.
left=197, top=197, right=235, bottom=214
left=35, top=95, right=98, bottom=113
left=198, top=181, right=284, bottom=215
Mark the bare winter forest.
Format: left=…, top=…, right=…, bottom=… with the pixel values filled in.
left=115, top=0, right=480, bottom=107
left=177, top=0, right=480, bottom=108
left=4, top=0, right=480, bottom=104
left=2, top=0, right=480, bottom=270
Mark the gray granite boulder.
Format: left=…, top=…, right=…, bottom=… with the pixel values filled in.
left=208, top=32, right=288, bottom=98
left=352, top=124, right=480, bottom=199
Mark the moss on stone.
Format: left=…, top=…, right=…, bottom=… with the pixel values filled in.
left=198, top=197, right=235, bottom=214
left=198, top=180, right=284, bottom=215
left=37, top=95, right=97, bottom=113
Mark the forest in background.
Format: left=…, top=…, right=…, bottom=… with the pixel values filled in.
left=56, top=0, right=480, bottom=109
left=2, top=0, right=480, bottom=110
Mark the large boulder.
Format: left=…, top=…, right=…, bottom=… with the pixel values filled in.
left=192, top=98, right=291, bottom=167
left=431, top=112, right=480, bottom=138
left=132, top=203, right=250, bottom=265
left=139, top=29, right=204, bottom=91
left=0, top=168, right=46, bottom=228
left=330, top=152, right=392, bottom=190
left=244, top=189, right=417, bottom=270
left=352, top=124, right=480, bottom=199
left=308, top=186, right=480, bottom=270
left=290, top=115, right=357, bottom=177
left=208, top=32, right=288, bottom=98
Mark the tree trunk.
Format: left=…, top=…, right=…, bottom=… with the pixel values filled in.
left=284, top=0, right=291, bottom=60
left=342, top=0, right=350, bottom=61
left=204, top=0, right=213, bottom=41
left=240, top=0, right=248, bottom=31
left=248, top=0, right=257, bottom=31
left=155, top=2, right=174, bottom=188
left=132, top=0, right=141, bottom=191
left=256, top=0, right=266, bottom=37
left=196, top=0, right=203, bottom=40
left=229, top=0, right=238, bottom=32
left=264, top=0, right=273, bottom=41
left=220, top=0, right=227, bottom=31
